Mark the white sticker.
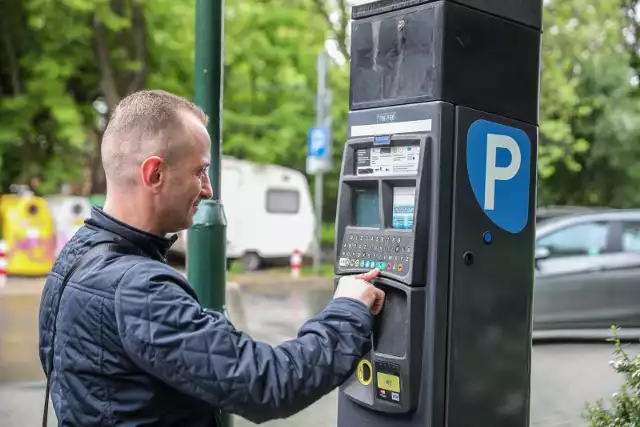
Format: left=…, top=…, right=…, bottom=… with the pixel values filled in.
left=356, top=145, right=420, bottom=176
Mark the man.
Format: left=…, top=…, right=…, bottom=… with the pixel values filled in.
left=38, top=90, right=385, bottom=426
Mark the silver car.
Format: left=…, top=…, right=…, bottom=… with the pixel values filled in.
left=533, top=208, right=640, bottom=340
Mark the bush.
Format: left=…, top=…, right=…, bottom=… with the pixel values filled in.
left=320, top=222, right=335, bottom=249
left=583, top=326, right=640, bottom=426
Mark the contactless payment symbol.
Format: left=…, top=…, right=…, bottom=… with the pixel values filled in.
left=467, top=120, right=531, bottom=234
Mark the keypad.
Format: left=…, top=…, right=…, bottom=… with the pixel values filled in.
left=338, top=231, right=412, bottom=274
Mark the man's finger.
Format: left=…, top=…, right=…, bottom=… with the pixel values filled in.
left=371, top=289, right=385, bottom=315
left=357, top=268, right=380, bottom=282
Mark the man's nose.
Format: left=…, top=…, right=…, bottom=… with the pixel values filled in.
left=201, top=177, right=213, bottom=200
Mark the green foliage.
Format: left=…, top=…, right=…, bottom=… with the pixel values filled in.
left=0, top=0, right=339, bottom=199
left=320, top=221, right=336, bottom=249
left=538, top=0, right=640, bottom=207
left=0, top=0, right=197, bottom=193
left=222, top=0, right=329, bottom=165
left=3, top=0, right=640, bottom=214
left=584, top=326, right=640, bottom=426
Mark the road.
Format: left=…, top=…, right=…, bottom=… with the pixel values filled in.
left=0, top=274, right=635, bottom=427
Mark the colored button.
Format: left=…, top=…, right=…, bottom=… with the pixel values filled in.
left=483, top=231, right=493, bottom=245
left=398, top=264, right=404, bottom=272
left=386, top=262, right=391, bottom=270
left=377, top=372, right=400, bottom=393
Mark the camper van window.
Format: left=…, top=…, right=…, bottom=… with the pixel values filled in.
left=266, top=189, right=299, bottom=214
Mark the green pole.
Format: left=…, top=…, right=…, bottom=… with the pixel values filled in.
left=188, top=1, right=231, bottom=426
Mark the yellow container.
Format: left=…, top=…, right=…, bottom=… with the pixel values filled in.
left=0, top=194, right=56, bottom=276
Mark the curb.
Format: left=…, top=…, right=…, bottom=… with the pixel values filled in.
left=0, top=380, right=46, bottom=390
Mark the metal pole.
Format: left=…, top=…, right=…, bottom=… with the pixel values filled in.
left=188, top=1, right=231, bottom=426
left=313, top=172, right=323, bottom=275
left=312, top=52, right=327, bottom=275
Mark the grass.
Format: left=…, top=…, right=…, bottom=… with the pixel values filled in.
left=227, top=261, right=336, bottom=279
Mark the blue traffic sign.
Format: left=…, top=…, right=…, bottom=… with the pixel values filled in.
left=307, top=127, right=328, bottom=157
left=466, top=119, right=531, bottom=234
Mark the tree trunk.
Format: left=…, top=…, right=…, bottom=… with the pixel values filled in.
left=88, top=0, right=148, bottom=194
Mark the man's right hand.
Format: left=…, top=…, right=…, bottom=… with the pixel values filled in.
left=333, top=268, right=385, bottom=315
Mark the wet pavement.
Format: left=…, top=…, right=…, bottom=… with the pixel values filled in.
left=0, top=273, right=637, bottom=427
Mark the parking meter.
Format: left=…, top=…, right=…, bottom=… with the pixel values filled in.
left=334, top=1, right=542, bottom=426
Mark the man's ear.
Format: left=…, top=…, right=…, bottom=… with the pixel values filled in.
left=140, top=156, right=165, bottom=191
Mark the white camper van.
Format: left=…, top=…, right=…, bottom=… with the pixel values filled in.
left=171, top=156, right=317, bottom=271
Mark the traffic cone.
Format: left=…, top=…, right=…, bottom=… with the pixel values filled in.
left=290, top=249, right=302, bottom=279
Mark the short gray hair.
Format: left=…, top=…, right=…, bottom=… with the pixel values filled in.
left=101, top=90, right=208, bottom=185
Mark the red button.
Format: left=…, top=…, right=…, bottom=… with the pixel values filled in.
left=386, top=262, right=391, bottom=270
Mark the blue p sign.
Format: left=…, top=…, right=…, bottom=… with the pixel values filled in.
left=466, top=120, right=531, bottom=234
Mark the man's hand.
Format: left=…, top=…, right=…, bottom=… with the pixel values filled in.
left=333, top=268, right=385, bottom=315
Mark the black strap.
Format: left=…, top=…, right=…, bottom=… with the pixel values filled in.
left=42, top=242, right=134, bottom=427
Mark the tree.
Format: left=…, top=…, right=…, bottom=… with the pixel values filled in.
left=0, top=0, right=197, bottom=194
left=221, top=0, right=354, bottom=225
left=537, top=0, right=640, bottom=208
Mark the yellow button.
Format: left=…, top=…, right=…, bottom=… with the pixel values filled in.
left=377, top=372, right=400, bottom=393
left=357, top=359, right=372, bottom=386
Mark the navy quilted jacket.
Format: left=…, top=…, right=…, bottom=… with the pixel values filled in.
left=38, top=207, right=373, bottom=426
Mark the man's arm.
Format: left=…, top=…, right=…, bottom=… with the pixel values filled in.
left=114, top=264, right=377, bottom=424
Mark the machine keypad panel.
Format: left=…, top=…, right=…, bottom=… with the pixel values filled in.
left=338, top=230, right=412, bottom=274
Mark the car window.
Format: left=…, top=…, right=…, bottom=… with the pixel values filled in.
left=622, top=222, right=640, bottom=253
left=537, top=221, right=609, bottom=258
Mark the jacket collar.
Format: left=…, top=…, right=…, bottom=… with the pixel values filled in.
left=85, top=206, right=179, bottom=262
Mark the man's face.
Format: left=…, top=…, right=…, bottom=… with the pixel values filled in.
left=159, top=113, right=213, bottom=233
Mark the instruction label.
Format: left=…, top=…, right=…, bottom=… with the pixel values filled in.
left=356, top=145, right=420, bottom=176
left=375, top=361, right=402, bottom=404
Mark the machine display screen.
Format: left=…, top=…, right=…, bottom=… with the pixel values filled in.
left=354, top=189, right=381, bottom=228
left=392, top=187, right=416, bottom=229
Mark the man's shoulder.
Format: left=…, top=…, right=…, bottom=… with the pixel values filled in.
left=49, top=227, right=190, bottom=296
left=117, top=256, right=184, bottom=282
left=115, top=257, right=196, bottom=300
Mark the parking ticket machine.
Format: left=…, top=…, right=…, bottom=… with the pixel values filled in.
left=334, top=1, right=542, bottom=426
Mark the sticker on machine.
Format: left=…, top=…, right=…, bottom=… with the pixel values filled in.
left=376, top=371, right=401, bottom=404
left=392, top=187, right=416, bottom=230
left=466, top=120, right=531, bottom=234
left=356, top=146, right=420, bottom=176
